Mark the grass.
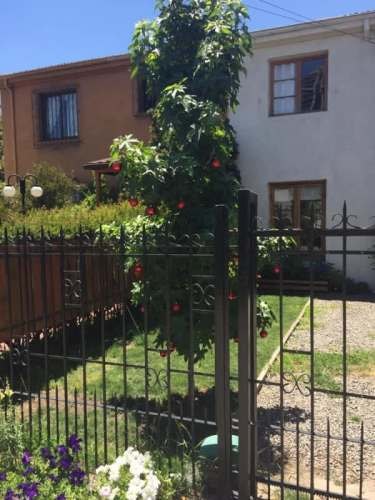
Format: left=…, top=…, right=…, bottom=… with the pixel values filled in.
left=48, top=295, right=307, bottom=401
left=9, top=295, right=307, bottom=473
left=272, top=349, right=375, bottom=392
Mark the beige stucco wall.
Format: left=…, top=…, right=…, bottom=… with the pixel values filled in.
left=231, top=30, right=375, bottom=286
left=1, top=59, right=150, bottom=182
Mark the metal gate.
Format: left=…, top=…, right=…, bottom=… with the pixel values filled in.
left=225, top=189, right=375, bottom=499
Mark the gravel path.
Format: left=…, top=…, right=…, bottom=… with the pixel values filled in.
left=257, top=297, right=375, bottom=499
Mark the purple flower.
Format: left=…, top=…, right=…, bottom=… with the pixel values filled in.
left=5, top=490, right=18, bottom=500
left=21, top=450, right=32, bottom=466
left=18, top=482, right=39, bottom=499
left=59, top=454, right=73, bottom=470
left=69, top=467, right=85, bottom=486
left=56, top=445, right=68, bottom=456
left=68, top=434, right=82, bottom=453
left=49, top=474, right=59, bottom=484
left=22, top=466, right=35, bottom=477
left=0, top=472, right=6, bottom=481
left=40, top=447, right=53, bottom=460
left=49, top=457, right=57, bottom=469
left=56, top=495, right=66, bottom=500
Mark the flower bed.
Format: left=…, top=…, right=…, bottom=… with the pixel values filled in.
left=0, top=434, right=189, bottom=499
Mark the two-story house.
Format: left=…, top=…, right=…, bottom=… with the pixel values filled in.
left=0, top=54, right=151, bottom=181
left=1, top=10, right=375, bottom=283
left=231, top=10, right=375, bottom=285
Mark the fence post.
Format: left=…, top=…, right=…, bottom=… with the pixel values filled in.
left=238, top=189, right=258, bottom=500
left=214, top=204, right=232, bottom=499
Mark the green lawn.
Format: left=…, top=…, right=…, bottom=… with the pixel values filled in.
left=272, top=349, right=375, bottom=392
left=49, top=295, right=307, bottom=401
left=16, top=294, right=307, bottom=471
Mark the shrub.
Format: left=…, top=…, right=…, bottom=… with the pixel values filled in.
left=31, top=163, right=79, bottom=209
left=92, top=447, right=188, bottom=499
left=0, top=435, right=91, bottom=499
left=0, top=201, right=142, bottom=240
left=0, top=384, right=25, bottom=470
left=0, top=436, right=190, bottom=499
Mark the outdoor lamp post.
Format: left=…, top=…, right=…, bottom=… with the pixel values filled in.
left=2, top=174, right=43, bottom=213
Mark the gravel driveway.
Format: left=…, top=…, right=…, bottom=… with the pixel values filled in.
left=257, top=297, right=375, bottom=499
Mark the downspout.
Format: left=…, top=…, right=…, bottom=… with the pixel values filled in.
left=363, top=18, right=371, bottom=41
left=2, top=77, right=18, bottom=175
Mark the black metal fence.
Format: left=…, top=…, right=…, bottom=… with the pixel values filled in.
left=1, top=190, right=375, bottom=499
left=237, top=191, right=375, bottom=500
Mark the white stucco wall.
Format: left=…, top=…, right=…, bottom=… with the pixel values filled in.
left=231, top=29, right=375, bottom=287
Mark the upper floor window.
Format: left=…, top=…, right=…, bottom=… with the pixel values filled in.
left=40, top=90, right=78, bottom=141
left=136, top=79, right=156, bottom=114
left=270, top=54, right=328, bottom=116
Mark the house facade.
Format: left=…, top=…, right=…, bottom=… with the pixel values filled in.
left=0, top=55, right=150, bottom=181
left=231, top=11, right=375, bottom=286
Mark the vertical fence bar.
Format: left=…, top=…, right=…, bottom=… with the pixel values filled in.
left=238, top=189, right=258, bottom=500
left=342, top=202, right=348, bottom=499
left=214, top=204, right=232, bottom=499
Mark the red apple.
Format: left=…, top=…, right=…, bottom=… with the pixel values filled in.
left=211, top=159, right=221, bottom=169
left=110, top=162, right=122, bottom=174
left=134, top=262, right=143, bottom=280
left=129, top=198, right=139, bottom=208
left=228, top=291, right=237, bottom=301
left=260, top=329, right=268, bottom=338
left=171, top=302, right=182, bottom=314
left=159, top=350, right=168, bottom=358
left=146, top=206, right=156, bottom=216
left=273, top=265, right=281, bottom=275
left=177, top=200, right=185, bottom=210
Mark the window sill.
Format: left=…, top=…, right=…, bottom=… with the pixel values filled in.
left=269, top=109, right=328, bottom=118
left=35, top=138, right=81, bottom=148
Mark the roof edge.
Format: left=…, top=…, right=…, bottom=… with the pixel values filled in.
left=0, top=53, right=131, bottom=86
left=252, top=10, right=375, bottom=42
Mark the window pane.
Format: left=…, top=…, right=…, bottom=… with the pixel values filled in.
left=301, top=58, right=326, bottom=112
left=274, top=80, right=295, bottom=98
left=41, top=91, right=78, bottom=141
left=61, top=93, right=78, bottom=138
left=274, top=63, right=296, bottom=81
left=273, top=97, right=295, bottom=115
left=274, top=188, right=294, bottom=227
left=300, top=185, right=323, bottom=249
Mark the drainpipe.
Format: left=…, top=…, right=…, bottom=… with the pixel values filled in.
left=363, top=18, right=371, bottom=41
left=1, top=78, right=18, bottom=175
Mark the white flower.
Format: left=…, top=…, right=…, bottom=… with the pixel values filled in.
left=99, top=485, right=113, bottom=497
left=109, top=462, right=121, bottom=482
left=96, top=464, right=110, bottom=475
left=109, top=487, right=119, bottom=500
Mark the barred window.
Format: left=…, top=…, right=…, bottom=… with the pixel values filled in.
left=271, top=54, right=327, bottom=116
left=40, top=90, right=78, bottom=141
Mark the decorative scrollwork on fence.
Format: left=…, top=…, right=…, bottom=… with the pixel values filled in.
left=147, top=368, right=168, bottom=389
left=283, top=372, right=311, bottom=397
left=192, top=282, right=215, bottom=308
left=64, top=273, right=82, bottom=307
left=11, top=343, right=29, bottom=367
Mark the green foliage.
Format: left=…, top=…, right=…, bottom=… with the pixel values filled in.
left=0, top=413, right=25, bottom=470
left=108, top=0, right=255, bottom=358
left=0, top=201, right=142, bottom=239
left=111, top=0, right=251, bottom=224
left=31, top=162, right=79, bottom=209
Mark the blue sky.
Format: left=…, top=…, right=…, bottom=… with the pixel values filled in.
left=1, top=0, right=374, bottom=74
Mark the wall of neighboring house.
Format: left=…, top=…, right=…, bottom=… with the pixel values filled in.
left=0, top=56, right=150, bottom=182
left=232, top=17, right=375, bottom=286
